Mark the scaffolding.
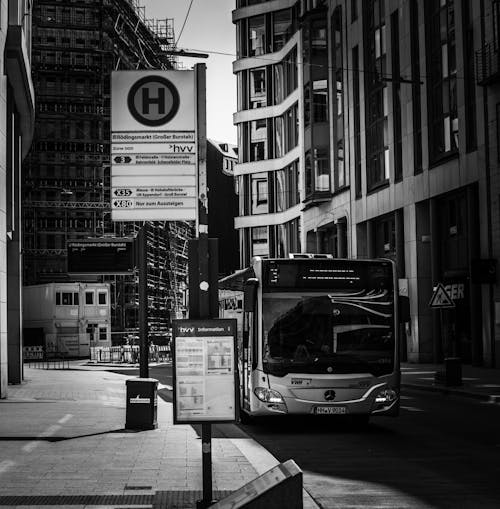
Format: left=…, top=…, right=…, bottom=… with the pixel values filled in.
left=23, top=0, right=194, bottom=332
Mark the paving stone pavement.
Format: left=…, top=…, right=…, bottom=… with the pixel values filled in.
left=0, top=365, right=318, bottom=509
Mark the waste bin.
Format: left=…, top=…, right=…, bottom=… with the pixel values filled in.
left=125, top=378, right=158, bottom=430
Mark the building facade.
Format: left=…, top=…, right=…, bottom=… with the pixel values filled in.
left=0, top=0, right=35, bottom=397
left=23, top=0, right=193, bottom=338
left=233, top=0, right=500, bottom=367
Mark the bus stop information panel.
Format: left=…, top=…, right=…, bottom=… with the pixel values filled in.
left=172, top=319, right=237, bottom=424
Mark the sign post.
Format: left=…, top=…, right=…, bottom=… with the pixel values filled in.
left=429, top=283, right=461, bottom=386
left=111, top=68, right=198, bottom=380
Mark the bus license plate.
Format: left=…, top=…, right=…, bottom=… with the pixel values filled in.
left=315, top=406, right=346, bottom=415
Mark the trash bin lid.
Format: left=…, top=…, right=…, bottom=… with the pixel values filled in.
left=126, top=378, right=159, bottom=384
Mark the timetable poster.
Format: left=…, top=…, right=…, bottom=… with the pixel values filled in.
left=172, top=319, right=237, bottom=424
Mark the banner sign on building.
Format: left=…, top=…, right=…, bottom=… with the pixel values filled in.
left=111, top=70, right=197, bottom=221
left=172, top=319, right=237, bottom=424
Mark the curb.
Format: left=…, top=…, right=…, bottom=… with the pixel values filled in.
left=402, top=383, right=500, bottom=404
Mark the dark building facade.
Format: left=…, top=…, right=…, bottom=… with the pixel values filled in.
left=23, top=0, right=193, bottom=339
left=207, top=139, right=239, bottom=277
left=233, top=0, right=500, bottom=367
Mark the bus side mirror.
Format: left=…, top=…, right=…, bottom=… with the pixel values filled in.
left=399, top=295, right=410, bottom=323
left=243, top=278, right=259, bottom=312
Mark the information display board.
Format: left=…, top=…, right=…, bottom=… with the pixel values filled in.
left=172, top=319, right=237, bottom=424
left=67, top=238, right=135, bottom=275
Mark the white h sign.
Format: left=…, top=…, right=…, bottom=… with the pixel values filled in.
left=111, top=70, right=197, bottom=221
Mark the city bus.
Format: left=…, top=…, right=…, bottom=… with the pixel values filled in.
left=218, top=255, right=409, bottom=423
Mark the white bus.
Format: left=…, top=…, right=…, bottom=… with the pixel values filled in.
left=219, top=256, right=409, bottom=423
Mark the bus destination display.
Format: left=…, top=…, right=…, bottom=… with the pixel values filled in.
left=172, top=319, right=237, bottom=424
left=264, top=259, right=393, bottom=291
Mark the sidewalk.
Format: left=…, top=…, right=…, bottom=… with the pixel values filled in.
left=401, top=362, right=500, bottom=403
left=0, top=363, right=318, bottom=509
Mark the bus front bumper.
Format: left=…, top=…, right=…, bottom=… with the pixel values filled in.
left=250, top=383, right=399, bottom=417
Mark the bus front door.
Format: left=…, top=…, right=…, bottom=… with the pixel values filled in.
left=241, top=311, right=253, bottom=412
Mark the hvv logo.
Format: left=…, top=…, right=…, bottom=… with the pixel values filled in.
left=179, top=327, right=195, bottom=333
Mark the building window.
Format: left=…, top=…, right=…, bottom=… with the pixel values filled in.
left=273, top=48, right=298, bottom=104
left=374, top=214, right=396, bottom=261
left=273, top=160, right=299, bottom=212
left=462, top=0, right=477, bottom=152
left=410, top=0, right=422, bottom=174
left=363, top=0, right=389, bottom=190
left=332, top=6, right=346, bottom=190
left=251, top=173, right=268, bottom=214
left=391, top=11, right=402, bottom=182
left=98, top=327, right=107, bottom=341
left=251, top=226, right=269, bottom=257
left=305, top=148, right=330, bottom=196
left=272, top=9, right=293, bottom=52
left=314, top=148, right=330, bottom=192
left=85, top=291, right=94, bottom=305
left=249, top=119, right=267, bottom=161
left=353, top=46, right=362, bottom=197
left=249, top=68, right=267, bottom=109
left=425, top=0, right=458, bottom=163
left=313, top=80, right=328, bottom=122
left=248, top=15, right=266, bottom=56
left=494, top=0, right=500, bottom=50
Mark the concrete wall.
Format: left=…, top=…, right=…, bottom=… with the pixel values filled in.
left=0, top=0, right=9, bottom=398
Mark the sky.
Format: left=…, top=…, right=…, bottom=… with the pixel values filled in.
left=141, top=0, right=237, bottom=144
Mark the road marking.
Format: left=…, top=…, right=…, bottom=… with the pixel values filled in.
left=22, top=441, right=39, bottom=453
left=22, top=423, right=63, bottom=453
left=58, top=413, right=73, bottom=424
left=401, top=371, right=436, bottom=375
left=401, top=405, right=424, bottom=412
left=158, top=383, right=172, bottom=391
left=38, top=424, right=61, bottom=438
left=0, top=460, right=15, bottom=474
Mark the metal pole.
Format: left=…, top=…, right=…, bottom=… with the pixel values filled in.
left=139, top=223, right=149, bottom=378
left=193, top=63, right=214, bottom=509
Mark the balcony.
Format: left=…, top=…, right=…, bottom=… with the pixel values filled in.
left=476, top=41, right=500, bottom=86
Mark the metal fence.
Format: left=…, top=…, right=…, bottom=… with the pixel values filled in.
left=90, top=344, right=171, bottom=364
left=23, top=346, right=70, bottom=370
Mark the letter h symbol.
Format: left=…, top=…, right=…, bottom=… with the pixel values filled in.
left=142, top=86, right=165, bottom=115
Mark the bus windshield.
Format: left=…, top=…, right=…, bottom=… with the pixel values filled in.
left=262, top=291, right=394, bottom=377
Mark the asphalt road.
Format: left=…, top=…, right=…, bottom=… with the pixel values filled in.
left=110, top=364, right=500, bottom=508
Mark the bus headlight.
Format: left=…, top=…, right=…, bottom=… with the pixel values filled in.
left=374, top=388, right=398, bottom=404
left=254, top=387, right=284, bottom=404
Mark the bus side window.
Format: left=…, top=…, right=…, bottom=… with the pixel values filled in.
left=243, top=312, right=249, bottom=348
left=252, top=310, right=258, bottom=370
